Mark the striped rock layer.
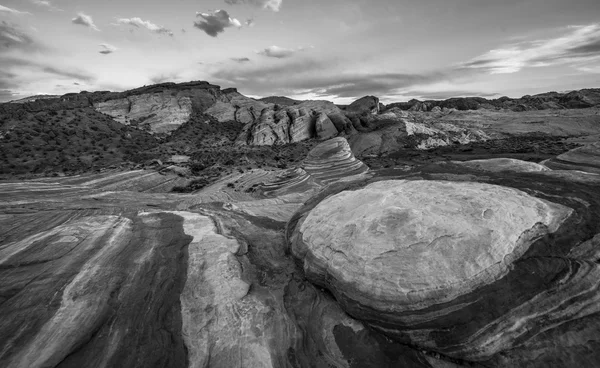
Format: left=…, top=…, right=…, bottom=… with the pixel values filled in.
left=303, top=137, right=370, bottom=185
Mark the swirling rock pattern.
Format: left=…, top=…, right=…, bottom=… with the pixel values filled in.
left=288, top=168, right=600, bottom=364
left=303, top=137, right=370, bottom=185
left=2, top=135, right=600, bottom=367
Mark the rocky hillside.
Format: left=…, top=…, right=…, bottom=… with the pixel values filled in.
left=387, top=88, right=600, bottom=112
left=3, top=81, right=600, bottom=183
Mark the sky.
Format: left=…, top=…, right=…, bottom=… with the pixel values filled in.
left=1, top=0, right=600, bottom=103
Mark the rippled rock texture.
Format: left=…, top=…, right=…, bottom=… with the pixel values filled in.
left=288, top=156, right=600, bottom=365
left=2, top=136, right=600, bottom=367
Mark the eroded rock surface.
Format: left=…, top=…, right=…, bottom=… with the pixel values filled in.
left=2, top=135, right=600, bottom=368
left=95, top=92, right=194, bottom=134
left=288, top=172, right=600, bottom=363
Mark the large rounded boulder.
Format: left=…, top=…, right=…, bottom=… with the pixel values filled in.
left=287, top=178, right=600, bottom=361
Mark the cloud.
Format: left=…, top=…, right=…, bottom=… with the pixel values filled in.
left=0, top=5, right=31, bottom=16
left=224, top=0, right=282, bottom=12
left=0, top=89, right=20, bottom=102
left=117, top=17, right=173, bottom=36
left=99, top=43, right=117, bottom=55
left=72, top=13, right=99, bottom=31
left=194, top=10, right=241, bottom=37
left=463, top=23, right=600, bottom=74
left=257, top=45, right=295, bottom=58
left=245, top=18, right=255, bottom=27
left=406, top=90, right=500, bottom=100
left=0, top=22, right=37, bottom=50
left=210, top=55, right=452, bottom=100
left=231, top=57, right=250, bottom=63
left=30, top=1, right=62, bottom=11
left=1, top=56, right=94, bottom=81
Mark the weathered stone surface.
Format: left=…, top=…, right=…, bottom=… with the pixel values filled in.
left=94, top=92, right=193, bottom=134
left=204, top=90, right=267, bottom=125
left=291, top=180, right=572, bottom=311
left=288, top=176, right=600, bottom=362
left=315, top=112, right=338, bottom=140
left=238, top=101, right=351, bottom=145
left=2, top=127, right=600, bottom=368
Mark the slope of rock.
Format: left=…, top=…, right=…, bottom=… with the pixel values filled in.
left=544, top=141, right=600, bottom=174
left=453, top=158, right=550, bottom=172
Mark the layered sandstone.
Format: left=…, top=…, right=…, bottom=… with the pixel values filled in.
left=302, top=137, right=370, bottom=185
left=94, top=92, right=193, bottom=134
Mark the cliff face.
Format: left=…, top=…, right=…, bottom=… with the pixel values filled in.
left=94, top=92, right=194, bottom=134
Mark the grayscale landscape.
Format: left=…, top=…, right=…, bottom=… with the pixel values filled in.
left=1, top=1, right=600, bottom=367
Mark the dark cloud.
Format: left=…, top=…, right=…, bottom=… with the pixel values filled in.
left=0, top=89, right=20, bottom=102
left=41, top=66, right=94, bottom=82
left=566, top=38, right=600, bottom=55
left=72, top=13, right=99, bottom=31
left=0, top=22, right=37, bottom=50
left=149, top=72, right=180, bottom=84
left=194, top=10, right=241, bottom=37
left=224, top=0, right=282, bottom=12
left=0, top=56, right=94, bottom=82
left=99, top=43, right=117, bottom=55
left=210, top=56, right=457, bottom=99
left=117, top=17, right=173, bottom=36
left=231, top=57, right=250, bottom=63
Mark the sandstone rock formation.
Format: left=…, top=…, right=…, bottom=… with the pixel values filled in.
left=235, top=101, right=353, bottom=145
left=346, top=96, right=380, bottom=115
left=94, top=92, right=193, bottom=134
left=289, top=175, right=600, bottom=363
left=303, top=137, right=370, bottom=185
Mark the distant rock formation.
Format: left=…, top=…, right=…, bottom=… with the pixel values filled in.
left=234, top=101, right=353, bottom=145
left=386, top=88, right=600, bottom=112
left=346, top=96, right=380, bottom=115
left=95, top=92, right=194, bottom=134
